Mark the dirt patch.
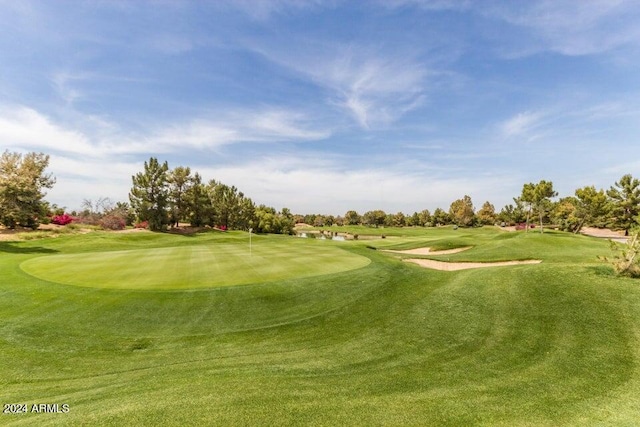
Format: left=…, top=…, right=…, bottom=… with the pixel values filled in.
left=0, top=226, right=45, bottom=241
left=0, top=230, right=20, bottom=241
left=383, top=246, right=472, bottom=255
left=405, top=258, right=541, bottom=271
left=580, top=227, right=628, bottom=240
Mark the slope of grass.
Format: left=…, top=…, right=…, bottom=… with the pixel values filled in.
left=19, top=234, right=369, bottom=290
left=1, top=227, right=640, bottom=425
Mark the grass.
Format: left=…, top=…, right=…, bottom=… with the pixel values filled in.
left=20, top=233, right=369, bottom=290
left=1, top=226, right=640, bottom=425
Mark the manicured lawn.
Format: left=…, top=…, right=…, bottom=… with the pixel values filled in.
left=2, top=227, right=640, bottom=425
left=20, top=234, right=369, bottom=290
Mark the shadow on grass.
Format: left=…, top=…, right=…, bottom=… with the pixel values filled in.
left=0, top=242, right=59, bottom=254
left=587, top=265, right=616, bottom=277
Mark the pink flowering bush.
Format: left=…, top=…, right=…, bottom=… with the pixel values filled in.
left=135, top=220, right=149, bottom=229
left=52, top=214, right=74, bottom=226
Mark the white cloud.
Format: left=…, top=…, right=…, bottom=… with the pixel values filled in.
left=195, top=155, right=513, bottom=214
left=46, top=155, right=140, bottom=210
left=252, top=43, right=428, bottom=129
left=0, top=103, right=333, bottom=209
left=0, top=104, right=330, bottom=157
left=500, top=111, right=545, bottom=139
left=498, top=98, right=640, bottom=145
left=51, top=71, right=85, bottom=105
left=488, top=0, right=640, bottom=56
left=0, top=106, right=95, bottom=155
left=132, top=109, right=331, bottom=154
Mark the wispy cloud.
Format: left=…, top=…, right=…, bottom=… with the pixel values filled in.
left=0, top=104, right=330, bottom=157
left=50, top=72, right=91, bottom=106
left=499, top=98, right=640, bottom=144
left=252, top=43, right=428, bottom=129
left=225, top=0, right=329, bottom=20
left=139, top=109, right=331, bottom=153
left=500, top=111, right=545, bottom=139
left=46, top=155, right=141, bottom=209
left=1, top=102, right=513, bottom=213
left=0, top=106, right=95, bottom=155
left=488, top=0, right=640, bottom=56
left=327, top=51, right=427, bottom=128
left=50, top=71, right=155, bottom=108
left=0, top=103, right=332, bottom=209
left=380, top=0, right=471, bottom=11
left=142, top=33, right=195, bottom=55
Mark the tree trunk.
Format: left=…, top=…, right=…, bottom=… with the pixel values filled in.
left=539, top=209, right=544, bottom=233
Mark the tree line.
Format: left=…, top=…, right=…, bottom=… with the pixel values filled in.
left=2, top=151, right=640, bottom=237
left=129, top=157, right=294, bottom=233
left=294, top=177, right=640, bottom=236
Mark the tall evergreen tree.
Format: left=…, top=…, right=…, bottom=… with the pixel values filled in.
left=129, top=157, right=169, bottom=231
left=208, top=181, right=244, bottom=229
left=185, top=173, right=212, bottom=227
left=168, top=166, right=193, bottom=227
left=607, top=174, right=640, bottom=236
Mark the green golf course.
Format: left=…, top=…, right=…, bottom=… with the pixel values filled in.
left=2, top=227, right=640, bottom=425
left=19, top=237, right=370, bottom=290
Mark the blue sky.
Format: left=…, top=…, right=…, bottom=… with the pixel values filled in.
left=2, top=0, right=640, bottom=215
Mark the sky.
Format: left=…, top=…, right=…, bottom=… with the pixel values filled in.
left=1, top=0, right=640, bottom=215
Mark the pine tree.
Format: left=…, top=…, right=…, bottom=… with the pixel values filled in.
left=607, top=174, right=640, bottom=236
left=129, top=157, right=169, bottom=231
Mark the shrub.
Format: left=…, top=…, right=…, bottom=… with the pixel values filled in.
left=99, top=214, right=126, bottom=230
left=135, top=221, right=149, bottom=229
left=52, top=214, right=74, bottom=226
left=600, top=231, right=640, bottom=278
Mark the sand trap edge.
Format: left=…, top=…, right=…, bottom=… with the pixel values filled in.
left=383, top=246, right=472, bottom=256
left=405, top=258, right=542, bottom=271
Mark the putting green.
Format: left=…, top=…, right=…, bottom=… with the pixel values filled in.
left=20, top=240, right=370, bottom=290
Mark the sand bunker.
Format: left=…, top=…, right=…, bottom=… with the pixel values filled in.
left=383, top=246, right=472, bottom=255
left=405, top=258, right=541, bottom=271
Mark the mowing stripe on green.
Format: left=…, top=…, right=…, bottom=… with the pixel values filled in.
left=20, top=241, right=371, bottom=290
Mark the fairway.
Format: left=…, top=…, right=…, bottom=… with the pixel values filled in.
left=3, top=227, right=640, bottom=425
left=20, top=238, right=370, bottom=290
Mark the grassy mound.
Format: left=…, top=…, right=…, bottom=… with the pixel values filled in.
left=2, top=227, right=640, bottom=425
left=20, top=234, right=370, bottom=290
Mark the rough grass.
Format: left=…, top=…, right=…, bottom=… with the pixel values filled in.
left=2, top=227, right=640, bottom=425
